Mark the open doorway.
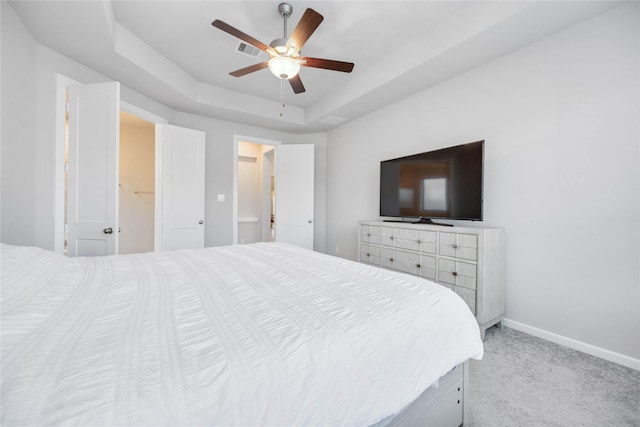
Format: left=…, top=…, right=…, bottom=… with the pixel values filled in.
left=118, top=112, right=155, bottom=254
left=237, top=141, right=275, bottom=244
left=233, top=135, right=315, bottom=249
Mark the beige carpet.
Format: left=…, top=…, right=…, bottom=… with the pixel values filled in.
left=468, top=327, right=640, bottom=426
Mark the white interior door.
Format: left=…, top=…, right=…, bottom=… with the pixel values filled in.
left=67, top=82, right=120, bottom=256
left=156, top=124, right=206, bottom=251
left=274, top=144, right=314, bottom=250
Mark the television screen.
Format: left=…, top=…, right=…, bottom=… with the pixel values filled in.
left=380, top=140, right=484, bottom=221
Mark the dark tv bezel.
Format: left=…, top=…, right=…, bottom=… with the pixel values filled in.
left=379, top=140, right=484, bottom=222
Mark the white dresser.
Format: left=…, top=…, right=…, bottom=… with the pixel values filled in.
left=358, top=220, right=504, bottom=339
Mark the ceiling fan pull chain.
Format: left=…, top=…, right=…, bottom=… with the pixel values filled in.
left=280, top=79, right=285, bottom=116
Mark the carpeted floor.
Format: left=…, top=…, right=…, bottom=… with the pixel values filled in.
left=467, top=327, right=640, bottom=426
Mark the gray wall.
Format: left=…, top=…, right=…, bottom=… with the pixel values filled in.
left=325, top=3, right=639, bottom=361
left=1, top=1, right=37, bottom=245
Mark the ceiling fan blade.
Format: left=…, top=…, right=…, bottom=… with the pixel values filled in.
left=286, top=8, right=324, bottom=53
left=289, top=75, right=306, bottom=94
left=301, top=57, right=354, bottom=73
left=212, top=20, right=274, bottom=55
left=229, top=62, right=268, bottom=77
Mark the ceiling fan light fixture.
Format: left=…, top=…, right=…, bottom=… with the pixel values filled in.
left=268, top=55, right=300, bottom=79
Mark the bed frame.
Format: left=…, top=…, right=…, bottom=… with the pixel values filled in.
left=375, top=361, right=469, bottom=427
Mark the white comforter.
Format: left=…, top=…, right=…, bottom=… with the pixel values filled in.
left=1, top=242, right=483, bottom=426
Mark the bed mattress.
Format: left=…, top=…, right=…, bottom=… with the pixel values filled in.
left=1, top=242, right=483, bottom=426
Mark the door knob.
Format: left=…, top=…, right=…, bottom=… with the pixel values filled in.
left=103, top=227, right=113, bottom=234
left=308, top=219, right=313, bottom=224
left=198, top=220, right=204, bottom=225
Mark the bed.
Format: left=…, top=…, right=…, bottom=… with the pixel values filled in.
left=1, top=242, right=483, bottom=426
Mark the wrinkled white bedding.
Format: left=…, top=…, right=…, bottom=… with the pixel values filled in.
left=1, top=242, right=483, bottom=426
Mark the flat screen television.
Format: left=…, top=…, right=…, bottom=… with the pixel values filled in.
left=379, top=140, right=484, bottom=223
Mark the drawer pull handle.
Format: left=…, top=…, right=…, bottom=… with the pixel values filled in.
left=390, top=236, right=394, bottom=240
left=389, top=258, right=394, bottom=262
left=367, top=233, right=371, bottom=237
left=416, top=264, right=421, bottom=268
left=366, top=253, right=370, bottom=257
left=416, top=240, right=421, bottom=244
left=452, top=244, right=458, bottom=249
left=452, top=272, right=458, bottom=277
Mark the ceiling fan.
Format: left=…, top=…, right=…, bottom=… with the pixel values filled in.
left=212, top=2, right=354, bottom=94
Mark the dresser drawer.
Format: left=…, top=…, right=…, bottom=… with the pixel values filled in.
left=382, top=228, right=438, bottom=254
left=393, top=228, right=421, bottom=251
left=380, top=247, right=395, bottom=269
left=361, top=225, right=381, bottom=244
left=438, top=258, right=477, bottom=290
left=359, top=243, right=380, bottom=265
left=394, top=249, right=420, bottom=276
left=419, top=254, right=437, bottom=281
left=391, top=229, right=437, bottom=252
left=439, top=232, right=478, bottom=261
left=380, top=248, right=421, bottom=276
left=381, top=227, right=394, bottom=246
left=419, top=230, right=437, bottom=254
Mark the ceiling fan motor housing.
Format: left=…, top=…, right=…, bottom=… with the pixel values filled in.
left=278, top=3, right=292, bottom=18
left=270, top=38, right=288, bottom=54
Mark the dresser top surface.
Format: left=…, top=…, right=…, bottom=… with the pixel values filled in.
left=360, top=220, right=503, bottom=234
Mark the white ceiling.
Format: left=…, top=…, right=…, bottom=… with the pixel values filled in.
left=9, top=1, right=621, bottom=133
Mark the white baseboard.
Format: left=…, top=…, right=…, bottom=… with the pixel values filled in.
left=502, top=318, right=640, bottom=371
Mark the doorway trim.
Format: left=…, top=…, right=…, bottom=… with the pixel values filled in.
left=54, top=74, right=80, bottom=254
left=121, top=101, right=167, bottom=125
left=54, top=73, right=168, bottom=254
left=232, top=134, right=281, bottom=244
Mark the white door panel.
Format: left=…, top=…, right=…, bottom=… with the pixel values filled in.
left=67, top=82, right=120, bottom=256
left=275, top=144, right=314, bottom=250
left=157, top=124, right=206, bottom=251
